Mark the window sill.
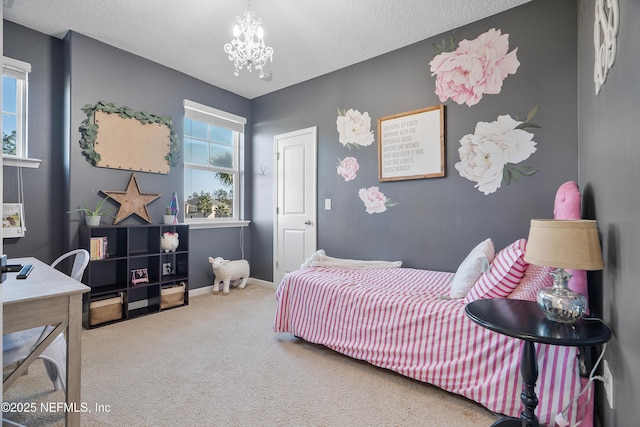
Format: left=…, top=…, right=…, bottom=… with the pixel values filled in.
left=2, top=156, right=42, bottom=168
left=185, top=219, right=250, bottom=229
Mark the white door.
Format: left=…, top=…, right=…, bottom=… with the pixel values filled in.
left=273, top=127, right=317, bottom=288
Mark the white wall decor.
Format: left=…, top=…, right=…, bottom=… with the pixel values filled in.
left=2, top=203, right=26, bottom=238
left=594, top=0, right=620, bottom=95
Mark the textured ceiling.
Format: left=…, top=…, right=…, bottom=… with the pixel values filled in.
left=3, top=0, right=531, bottom=99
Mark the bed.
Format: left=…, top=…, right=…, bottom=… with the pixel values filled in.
left=274, top=182, right=595, bottom=426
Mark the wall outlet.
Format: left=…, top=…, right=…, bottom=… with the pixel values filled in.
left=603, top=359, right=614, bottom=409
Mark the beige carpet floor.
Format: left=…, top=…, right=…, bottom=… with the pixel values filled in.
left=3, top=284, right=500, bottom=426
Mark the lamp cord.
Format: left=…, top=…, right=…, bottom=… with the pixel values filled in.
left=16, top=162, right=25, bottom=234
left=239, top=225, right=245, bottom=260
left=555, top=316, right=609, bottom=426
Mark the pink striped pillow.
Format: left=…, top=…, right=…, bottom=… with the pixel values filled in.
left=463, top=239, right=528, bottom=303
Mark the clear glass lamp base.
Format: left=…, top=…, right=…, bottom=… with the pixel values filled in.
left=536, top=268, right=587, bottom=323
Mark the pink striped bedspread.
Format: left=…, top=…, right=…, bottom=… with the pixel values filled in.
left=274, top=265, right=590, bottom=426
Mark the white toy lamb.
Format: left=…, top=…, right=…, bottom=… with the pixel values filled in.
left=208, top=257, right=250, bottom=295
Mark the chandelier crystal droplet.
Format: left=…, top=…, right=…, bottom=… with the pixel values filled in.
left=223, top=5, right=273, bottom=79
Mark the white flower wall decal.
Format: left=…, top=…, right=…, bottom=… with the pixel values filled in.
left=455, top=108, right=539, bottom=195
left=336, top=107, right=374, bottom=149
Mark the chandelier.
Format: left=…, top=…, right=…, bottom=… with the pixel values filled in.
left=223, top=2, right=274, bottom=79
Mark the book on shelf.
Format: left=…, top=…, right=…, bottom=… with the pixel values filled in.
left=90, top=236, right=108, bottom=260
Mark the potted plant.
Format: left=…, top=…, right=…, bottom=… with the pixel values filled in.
left=163, top=206, right=175, bottom=224
left=68, top=195, right=115, bottom=226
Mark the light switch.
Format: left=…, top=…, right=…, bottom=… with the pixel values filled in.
left=324, top=199, right=332, bottom=210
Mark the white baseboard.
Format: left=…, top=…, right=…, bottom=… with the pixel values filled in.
left=188, top=277, right=274, bottom=298
left=248, top=277, right=275, bottom=289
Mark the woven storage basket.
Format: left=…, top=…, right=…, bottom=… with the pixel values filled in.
left=89, top=293, right=123, bottom=326
left=161, top=282, right=185, bottom=309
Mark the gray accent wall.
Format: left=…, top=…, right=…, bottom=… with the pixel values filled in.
left=3, top=23, right=252, bottom=289
left=3, top=21, right=65, bottom=263
left=63, top=31, right=252, bottom=289
left=578, top=1, right=640, bottom=426
left=251, top=0, right=578, bottom=281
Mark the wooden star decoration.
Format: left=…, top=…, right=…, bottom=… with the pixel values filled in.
left=103, top=173, right=160, bottom=224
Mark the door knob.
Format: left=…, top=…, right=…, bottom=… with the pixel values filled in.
left=304, top=220, right=312, bottom=225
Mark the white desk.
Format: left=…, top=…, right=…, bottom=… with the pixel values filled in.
left=3, top=257, right=89, bottom=427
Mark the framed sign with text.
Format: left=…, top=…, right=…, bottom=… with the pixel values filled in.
left=378, top=105, right=445, bottom=182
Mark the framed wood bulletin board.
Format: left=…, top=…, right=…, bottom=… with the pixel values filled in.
left=79, top=101, right=180, bottom=174
left=378, top=105, right=445, bottom=182
left=94, top=110, right=170, bottom=174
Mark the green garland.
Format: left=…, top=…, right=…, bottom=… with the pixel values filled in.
left=79, top=101, right=181, bottom=167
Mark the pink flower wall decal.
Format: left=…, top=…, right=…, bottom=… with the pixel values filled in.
left=358, top=186, right=398, bottom=214
left=429, top=28, right=520, bottom=107
left=455, top=108, right=539, bottom=195
left=337, top=157, right=359, bottom=181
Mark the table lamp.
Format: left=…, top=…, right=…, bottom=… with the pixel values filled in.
left=524, top=219, right=604, bottom=323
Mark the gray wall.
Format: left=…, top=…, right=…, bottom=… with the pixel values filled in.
left=578, top=1, right=640, bottom=426
left=3, top=24, right=252, bottom=289
left=3, top=21, right=65, bottom=263
left=251, top=0, right=578, bottom=281
left=65, top=31, right=252, bottom=289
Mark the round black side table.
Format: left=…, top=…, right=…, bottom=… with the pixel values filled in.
left=465, top=298, right=611, bottom=427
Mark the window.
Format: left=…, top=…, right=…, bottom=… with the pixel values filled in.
left=183, top=100, right=246, bottom=223
left=2, top=57, right=31, bottom=158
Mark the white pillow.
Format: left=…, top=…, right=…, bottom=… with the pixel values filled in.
left=449, top=238, right=495, bottom=298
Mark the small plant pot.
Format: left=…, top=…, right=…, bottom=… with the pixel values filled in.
left=163, top=215, right=175, bottom=224
left=86, top=216, right=101, bottom=226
